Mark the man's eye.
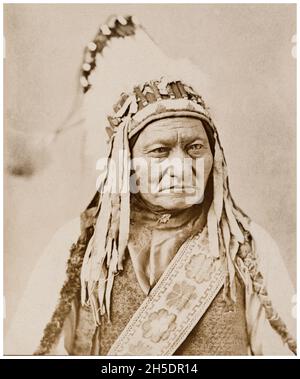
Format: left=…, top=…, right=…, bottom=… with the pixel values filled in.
left=151, top=147, right=169, bottom=154
left=188, top=143, right=203, bottom=151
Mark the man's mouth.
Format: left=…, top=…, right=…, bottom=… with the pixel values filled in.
left=159, top=185, right=197, bottom=193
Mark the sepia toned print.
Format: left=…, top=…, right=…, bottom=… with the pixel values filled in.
left=4, top=5, right=296, bottom=356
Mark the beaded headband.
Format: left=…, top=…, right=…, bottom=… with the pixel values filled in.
left=106, top=78, right=213, bottom=139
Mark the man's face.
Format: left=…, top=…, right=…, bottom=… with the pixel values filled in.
left=131, top=117, right=214, bottom=210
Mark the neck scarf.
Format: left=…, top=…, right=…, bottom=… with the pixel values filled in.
left=128, top=194, right=209, bottom=294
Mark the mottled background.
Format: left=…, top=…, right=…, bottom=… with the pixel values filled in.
left=3, top=3, right=296, bottom=339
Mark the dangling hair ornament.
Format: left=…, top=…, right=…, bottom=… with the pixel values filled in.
left=35, top=15, right=297, bottom=356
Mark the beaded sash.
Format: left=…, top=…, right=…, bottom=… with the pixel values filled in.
left=108, top=226, right=225, bottom=356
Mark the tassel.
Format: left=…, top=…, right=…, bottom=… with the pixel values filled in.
left=90, top=122, right=125, bottom=280
left=89, top=292, right=101, bottom=326
left=80, top=233, right=95, bottom=305
left=84, top=121, right=130, bottom=321
left=89, top=191, right=112, bottom=282
left=97, top=268, right=108, bottom=316
left=207, top=203, right=220, bottom=258
left=118, top=120, right=131, bottom=269
left=218, top=220, right=231, bottom=304
left=105, top=241, right=119, bottom=321
left=221, top=214, right=237, bottom=302
left=212, top=135, right=224, bottom=221
left=223, top=173, right=244, bottom=244
left=105, top=228, right=113, bottom=269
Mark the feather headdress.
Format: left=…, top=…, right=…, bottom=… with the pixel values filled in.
left=35, top=15, right=296, bottom=355
left=77, top=15, right=251, bottom=321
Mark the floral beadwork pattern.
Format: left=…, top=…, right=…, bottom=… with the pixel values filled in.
left=166, top=281, right=197, bottom=311
left=142, top=309, right=177, bottom=343
left=185, top=253, right=216, bottom=284
left=124, top=341, right=154, bottom=356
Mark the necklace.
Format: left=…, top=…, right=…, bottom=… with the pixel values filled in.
left=157, top=213, right=172, bottom=224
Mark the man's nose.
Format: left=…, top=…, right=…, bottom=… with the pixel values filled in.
left=166, top=147, right=190, bottom=178
left=168, top=146, right=189, bottom=161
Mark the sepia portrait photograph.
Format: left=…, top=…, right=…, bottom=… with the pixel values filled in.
left=3, top=2, right=297, bottom=358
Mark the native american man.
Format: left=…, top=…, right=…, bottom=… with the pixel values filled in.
left=6, top=15, right=296, bottom=356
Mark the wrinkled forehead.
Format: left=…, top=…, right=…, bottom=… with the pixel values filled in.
left=130, top=116, right=215, bottom=153
left=145, top=116, right=206, bottom=131
left=136, top=117, right=208, bottom=142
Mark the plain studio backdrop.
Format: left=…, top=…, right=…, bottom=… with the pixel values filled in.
left=3, top=4, right=296, bottom=345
